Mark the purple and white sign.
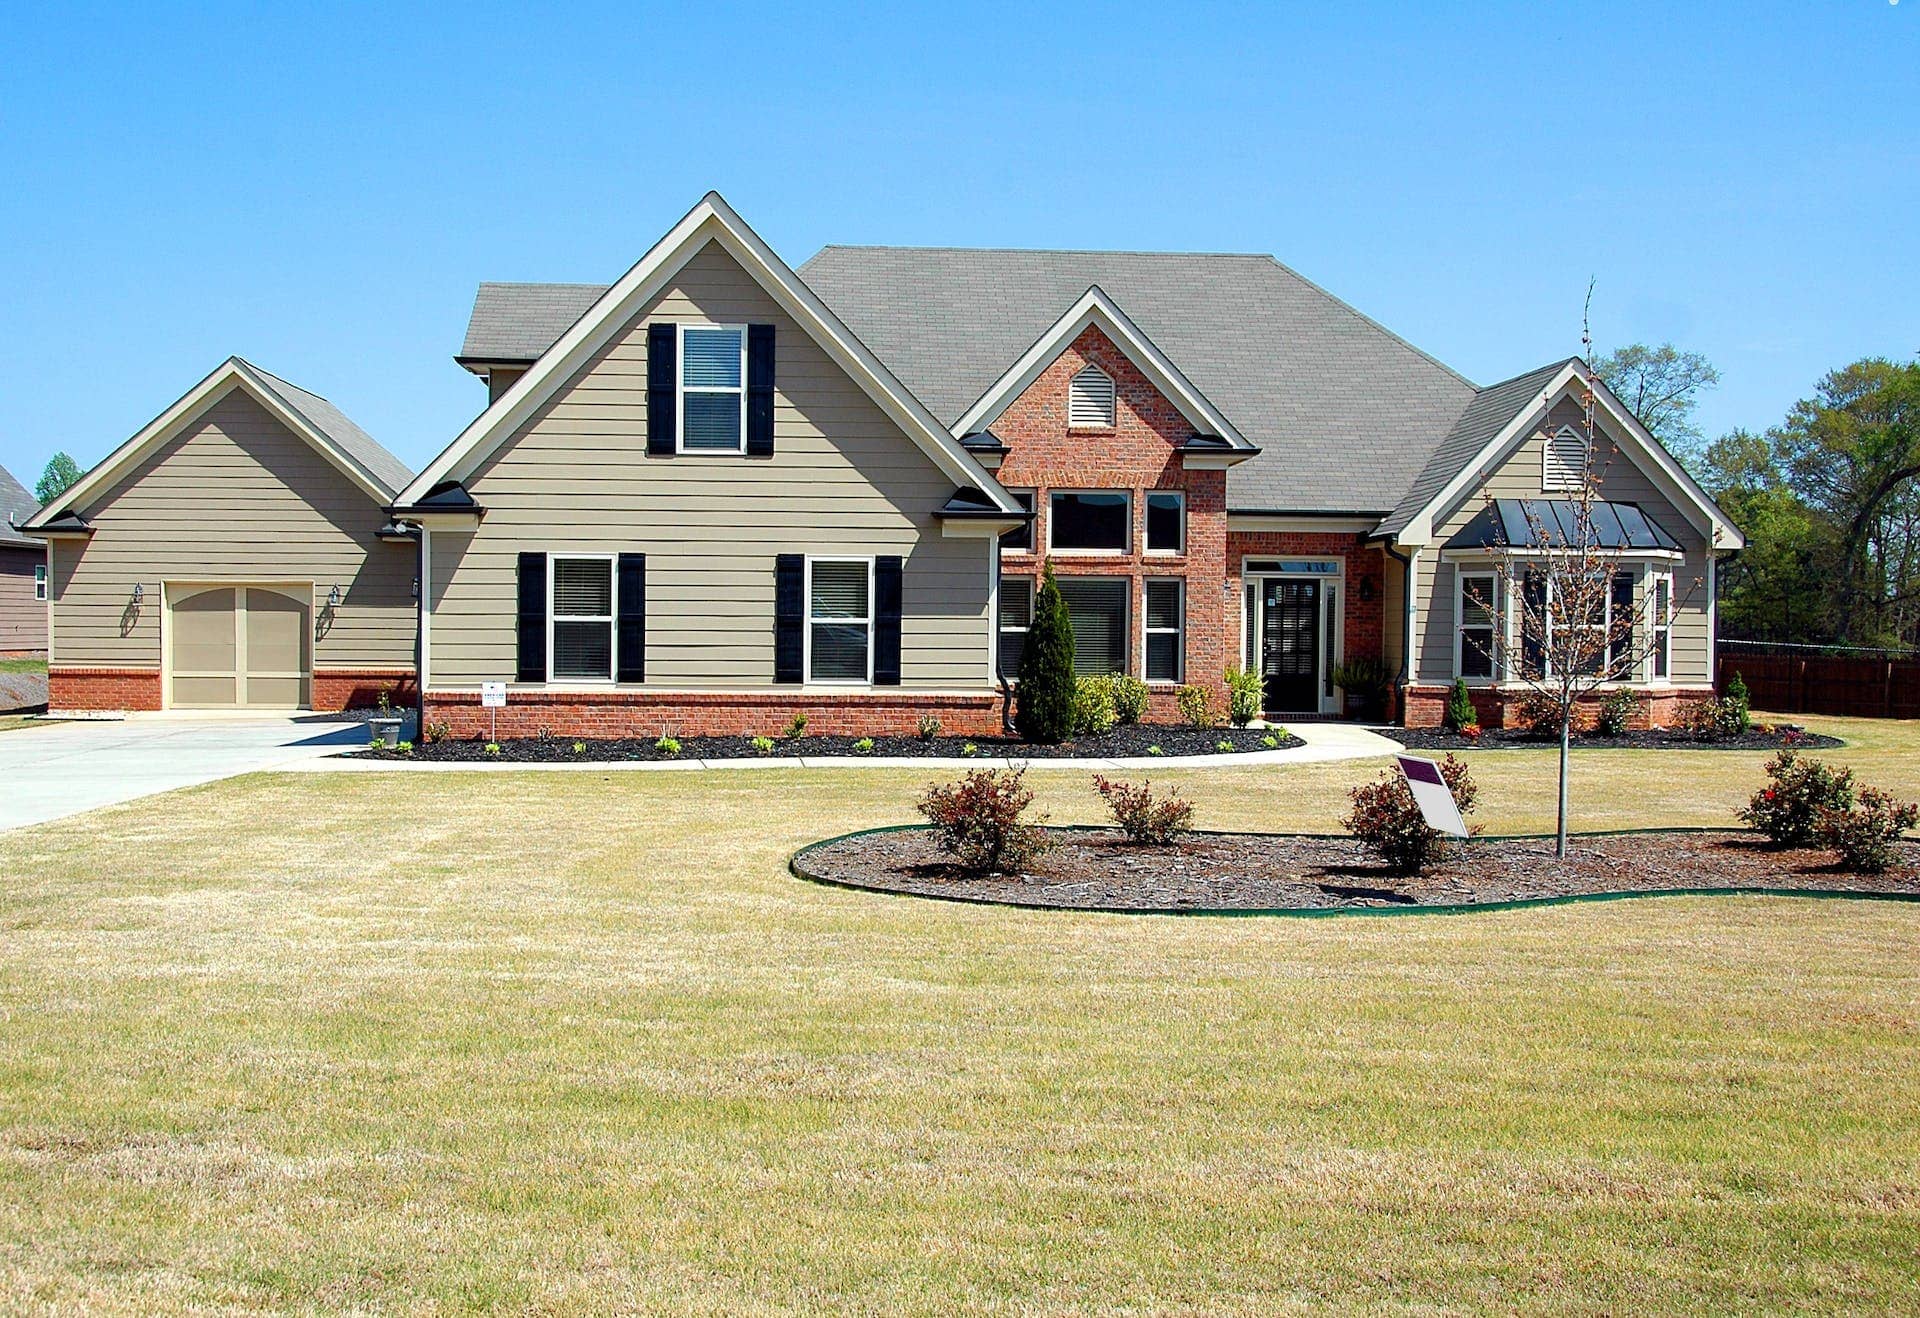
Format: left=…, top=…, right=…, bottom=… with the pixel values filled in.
left=1395, top=754, right=1468, bottom=838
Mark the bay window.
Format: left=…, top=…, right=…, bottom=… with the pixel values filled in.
left=1457, top=571, right=1498, bottom=680
left=1649, top=573, right=1673, bottom=680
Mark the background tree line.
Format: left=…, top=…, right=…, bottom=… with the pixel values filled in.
left=1594, top=345, right=1920, bottom=652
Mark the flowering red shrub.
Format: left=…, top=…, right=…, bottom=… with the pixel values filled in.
left=1091, top=775, right=1194, bottom=845
left=1342, top=754, right=1479, bottom=874
left=1818, top=787, right=1918, bottom=873
left=1737, top=749, right=1854, bottom=846
left=917, top=768, right=1049, bottom=874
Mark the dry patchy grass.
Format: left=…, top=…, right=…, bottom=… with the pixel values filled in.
left=0, top=717, right=1916, bottom=1311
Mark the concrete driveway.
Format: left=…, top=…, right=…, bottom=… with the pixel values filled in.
left=0, top=714, right=367, bottom=831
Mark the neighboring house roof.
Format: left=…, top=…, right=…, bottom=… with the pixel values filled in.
left=799, top=247, right=1478, bottom=514
left=1444, top=498, right=1683, bottom=552
left=0, top=463, right=41, bottom=549
left=1374, top=359, right=1575, bottom=539
left=24, top=357, right=410, bottom=529
left=400, top=192, right=1021, bottom=516
left=459, top=283, right=610, bottom=363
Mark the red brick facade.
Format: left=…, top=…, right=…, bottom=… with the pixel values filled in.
left=1223, top=530, right=1390, bottom=713
left=50, top=666, right=416, bottom=714
left=311, top=669, right=417, bottom=713
left=422, top=689, right=1003, bottom=739
left=1402, top=683, right=1716, bottom=729
left=994, top=325, right=1232, bottom=703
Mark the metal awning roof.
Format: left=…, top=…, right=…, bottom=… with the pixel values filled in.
left=1445, top=498, right=1681, bottom=552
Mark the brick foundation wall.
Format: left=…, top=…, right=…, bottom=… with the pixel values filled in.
left=49, top=667, right=163, bottom=711
left=421, top=690, right=1007, bottom=739
left=312, top=669, right=417, bottom=713
left=1402, top=684, right=1716, bottom=730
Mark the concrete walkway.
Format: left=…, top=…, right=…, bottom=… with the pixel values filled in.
left=0, top=714, right=366, bottom=831
left=285, top=720, right=1404, bottom=774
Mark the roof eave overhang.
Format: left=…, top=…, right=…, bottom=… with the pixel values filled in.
left=454, top=355, right=538, bottom=378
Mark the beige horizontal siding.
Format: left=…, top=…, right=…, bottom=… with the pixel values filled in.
left=431, top=239, right=991, bottom=691
left=0, top=548, right=48, bottom=651
left=50, top=387, right=415, bottom=670
left=1414, top=398, right=1714, bottom=686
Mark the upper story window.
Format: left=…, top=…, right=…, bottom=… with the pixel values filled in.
left=1049, top=490, right=1130, bottom=553
left=1542, top=424, right=1588, bottom=491
left=1068, top=365, right=1115, bottom=429
left=1145, top=491, right=1184, bottom=554
left=1000, top=490, right=1035, bottom=554
left=34, top=563, right=47, bottom=602
left=680, top=325, right=747, bottom=452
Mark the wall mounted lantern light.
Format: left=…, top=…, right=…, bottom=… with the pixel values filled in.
left=327, top=585, right=342, bottom=608
left=131, top=582, right=144, bottom=604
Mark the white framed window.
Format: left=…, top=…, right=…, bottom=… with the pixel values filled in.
left=1048, top=490, right=1131, bottom=553
left=550, top=555, right=615, bottom=681
left=34, top=563, right=47, bottom=602
left=1648, top=572, right=1673, bottom=681
left=1000, top=490, right=1035, bottom=554
left=1145, top=491, right=1184, bottom=554
left=1456, top=570, right=1498, bottom=681
left=1143, top=579, right=1184, bottom=683
left=998, top=576, right=1032, bottom=676
left=678, top=324, right=747, bottom=452
left=1519, top=568, right=1639, bottom=680
left=806, top=557, right=873, bottom=683
left=1542, top=424, right=1588, bottom=491
left=1068, top=365, right=1115, bottom=428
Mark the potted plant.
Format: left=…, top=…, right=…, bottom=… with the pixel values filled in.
left=1331, top=658, right=1390, bottom=721
left=368, top=686, right=405, bottom=749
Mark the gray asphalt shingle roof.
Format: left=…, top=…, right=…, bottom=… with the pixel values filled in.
left=243, top=360, right=414, bottom=497
left=0, top=464, right=40, bottom=549
left=1373, top=359, right=1575, bottom=537
left=460, top=283, right=610, bottom=361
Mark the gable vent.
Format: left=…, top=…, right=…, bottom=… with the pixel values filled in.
left=1068, top=366, right=1116, bottom=429
left=1542, top=424, right=1588, bottom=491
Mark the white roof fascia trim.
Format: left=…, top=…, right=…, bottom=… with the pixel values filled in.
left=951, top=286, right=1254, bottom=450
left=24, top=357, right=392, bottom=528
left=399, top=192, right=1018, bottom=513
left=1395, top=362, right=1741, bottom=550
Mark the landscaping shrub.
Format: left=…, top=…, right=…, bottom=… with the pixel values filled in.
left=1444, top=678, right=1477, bottom=732
left=1514, top=691, right=1565, bottom=740
left=1725, top=670, right=1753, bottom=733
left=1091, top=775, right=1194, bottom=845
left=1107, top=673, right=1150, bottom=725
left=853, top=737, right=875, bottom=755
left=1224, top=666, right=1264, bottom=726
left=1015, top=565, right=1077, bottom=744
left=1738, top=748, right=1855, bottom=846
left=1677, top=696, right=1747, bottom=741
left=1177, top=683, right=1220, bottom=728
left=916, top=713, right=942, bottom=741
left=655, top=736, right=681, bottom=757
left=917, top=768, right=1049, bottom=874
left=1072, top=674, right=1118, bottom=736
left=1595, top=687, right=1639, bottom=737
left=750, top=735, right=776, bottom=756
left=1342, top=753, right=1479, bottom=874
left=1818, top=787, right=1918, bottom=874
left=784, top=713, right=808, bottom=739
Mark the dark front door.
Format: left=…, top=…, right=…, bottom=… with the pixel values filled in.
left=1262, top=578, right=1321, bottom=713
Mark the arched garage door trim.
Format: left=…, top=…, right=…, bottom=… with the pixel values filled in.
left=163, top=581, right=313, bottom=709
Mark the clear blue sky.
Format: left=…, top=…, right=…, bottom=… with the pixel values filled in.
left=2, top=1, right=1914, bottom=488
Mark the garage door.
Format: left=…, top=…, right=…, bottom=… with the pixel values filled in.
left=168, top=585, right=311, bottom=709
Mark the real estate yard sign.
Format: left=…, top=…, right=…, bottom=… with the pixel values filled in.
left=1396, top=754, right=1468, bottom=838
left=481, top=681, right=506, bottom=742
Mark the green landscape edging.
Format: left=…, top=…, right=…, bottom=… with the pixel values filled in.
left=788, top=824, right=1920, bottom=919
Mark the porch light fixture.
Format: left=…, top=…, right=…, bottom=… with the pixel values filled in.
left=327, top=585, right=341, bottom=607
left=1358, top=576, right=1377, bottom=602
left=131, top=582, right=143, bottom=604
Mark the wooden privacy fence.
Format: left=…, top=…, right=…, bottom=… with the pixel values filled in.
left=1718, top=647, right=1920, bottom=719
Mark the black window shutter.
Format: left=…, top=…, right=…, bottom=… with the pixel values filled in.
left=516, top=551, right=547, bottom=682
left=617, top=553, right=647, bottom=683
left=647, top=323, right=676, bottom=456
left=774, top=554, right=804, bottom=683
left=747, top=323, right=776, bottom=456
left=874, top=556, right=903, bottom=685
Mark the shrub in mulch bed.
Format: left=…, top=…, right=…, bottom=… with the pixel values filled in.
left=1386, top=725, right=1842, bottom=753
left=793, top=827, right=1920, bottom=913
left=352, top=724, right=1302, bottom=763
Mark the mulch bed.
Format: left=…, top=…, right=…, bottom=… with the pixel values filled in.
left=1384, top=726, right=1843, bottom=753
left=795, top=827, right=1920, bottom=912
left=352, top=724, right=1302, bottom=763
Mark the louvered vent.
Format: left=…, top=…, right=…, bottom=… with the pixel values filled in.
left=1542, top=425, right=1588, bottom=491
left=1068, top=366, right=1115, bottom=428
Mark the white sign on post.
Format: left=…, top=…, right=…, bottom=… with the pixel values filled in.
left=480, top=682, right=507, bottom=708
left=1395, top=754, right=1468, bottom=838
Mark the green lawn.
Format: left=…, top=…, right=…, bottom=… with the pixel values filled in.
left=1, top=717, right=1916, bottom=1311
left=0, top=656, right=47, bottom=675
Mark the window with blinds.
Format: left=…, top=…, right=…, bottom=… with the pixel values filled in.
left=1068, top=365, right=1115, bottom=428
left=1457, top=571, right=1497, bottom=680
left=1055, top=576, right=1127, bottom=676
left=551, top=557, right=614, bottom=680
left=998, top=576, right=1032, bottom=677
left=680, top=325, right=746, bottom=451
left=808, top=559, right=872, bottom=682
left=1144, top=579, right=1183, bottom=682
left=1542, top=424, right=1588, bottom=491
